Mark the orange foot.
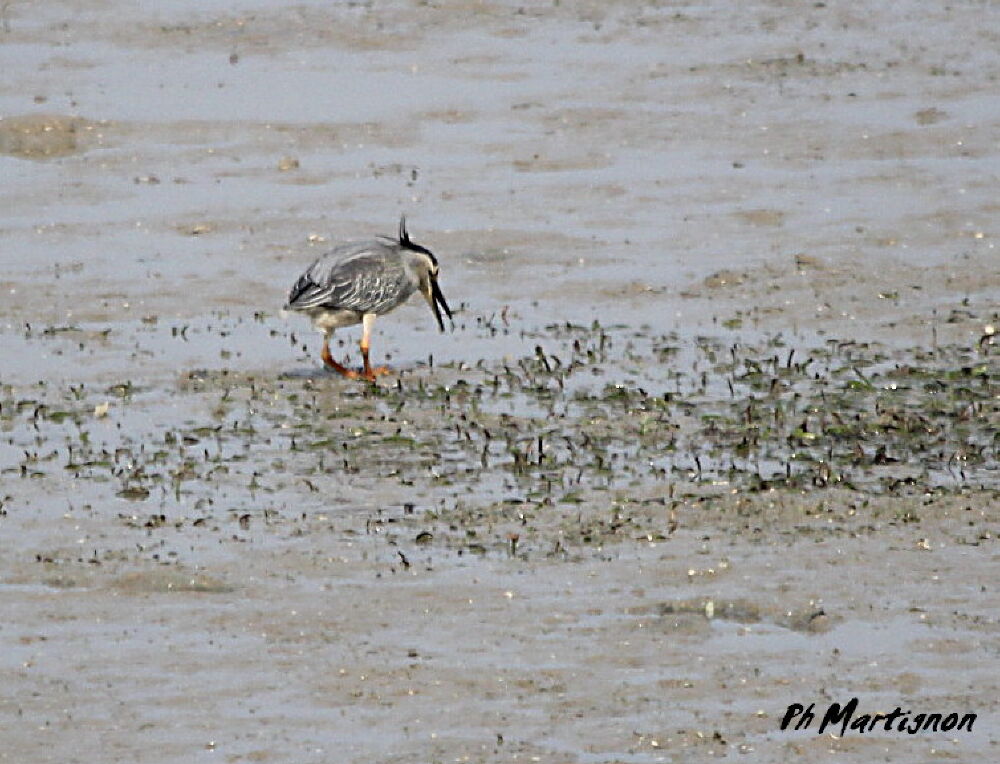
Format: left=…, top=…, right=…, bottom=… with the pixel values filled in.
left=323, top=363, right=391, bottom=383
left=321, top=342, right=392, bottom=382
left=354, top=365, right=391, bottom=383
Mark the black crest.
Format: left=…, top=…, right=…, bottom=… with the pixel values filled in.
left=397, top=215, right=436, bottom=264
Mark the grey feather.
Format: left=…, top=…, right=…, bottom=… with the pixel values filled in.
left=286, top=241, right=418, bottom=315
left=284, top=219, right=450, bottom=353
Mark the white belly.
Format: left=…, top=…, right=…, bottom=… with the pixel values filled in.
left=309, top=308, right=363, bottom=334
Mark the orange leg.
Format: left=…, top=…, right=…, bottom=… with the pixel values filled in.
left=360, top=314, right=390, bottom=381
left=321, top=338, right=361, bottom=379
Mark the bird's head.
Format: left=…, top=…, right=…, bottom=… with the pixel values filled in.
left=397, top=216, right=453, bottom=333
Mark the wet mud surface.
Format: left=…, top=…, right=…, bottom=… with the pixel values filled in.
left=1, top=1, right=999, bottom=762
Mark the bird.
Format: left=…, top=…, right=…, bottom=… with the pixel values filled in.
left=284, top=216, right=453, bottom=381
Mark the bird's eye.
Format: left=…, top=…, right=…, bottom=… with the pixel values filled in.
left=431, top=265, right=440, bottom=277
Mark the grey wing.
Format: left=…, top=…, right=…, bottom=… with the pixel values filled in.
left=286, top=245, right=414, bottom=314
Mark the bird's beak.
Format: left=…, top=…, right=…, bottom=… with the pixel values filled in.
left=425, top=276, right=453, bottom=333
